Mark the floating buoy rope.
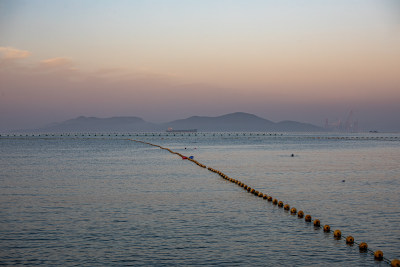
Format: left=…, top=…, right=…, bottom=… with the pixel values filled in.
left=127, top=138, right=395, bottom=265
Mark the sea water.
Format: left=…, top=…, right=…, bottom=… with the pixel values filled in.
left=0, top=132, right=399, bottom=266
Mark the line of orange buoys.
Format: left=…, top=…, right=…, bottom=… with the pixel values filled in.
left=128, top=138, right=397, bottom=266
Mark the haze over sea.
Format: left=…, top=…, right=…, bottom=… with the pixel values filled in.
left=1, top=132, right=399, bottom=266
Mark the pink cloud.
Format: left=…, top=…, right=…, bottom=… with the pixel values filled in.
left=0, top=46, right=31, bottom=59
left=40, top=57, right=73, bottom=68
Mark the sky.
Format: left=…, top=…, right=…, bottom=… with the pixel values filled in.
left=1, top=0, right=399, bottom=131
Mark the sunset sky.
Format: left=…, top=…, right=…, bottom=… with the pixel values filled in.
left=1, top=0, right=399, bottom=131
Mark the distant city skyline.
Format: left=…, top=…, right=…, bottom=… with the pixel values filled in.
left=1, top=0, right=399, bottom=131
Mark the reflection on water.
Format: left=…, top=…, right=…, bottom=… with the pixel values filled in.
left=0, top=133, right=399, bottom=266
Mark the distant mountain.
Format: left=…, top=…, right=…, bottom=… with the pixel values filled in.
left=163, top=112, right=275, bottom=132
left=275, top=120, right=323, bottom=132
left=27, top=112, right=324, bottom=132
left=164, top=112, right=323, bottom=132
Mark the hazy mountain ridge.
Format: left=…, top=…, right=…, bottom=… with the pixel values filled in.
left=25, top=112, right=324, bottom=132
left=162, top=112, right=276, bottom=132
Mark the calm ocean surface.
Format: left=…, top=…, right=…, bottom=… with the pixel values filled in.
left=1, top=132, right=399, bottom=266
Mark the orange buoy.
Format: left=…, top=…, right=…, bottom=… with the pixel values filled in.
left=323, top=225, right=330, bottom=232
left=267, top=196, right=272, bottom=201
left=278, top=201, right=283, bottom=207
left=247, top=187, right=251, bottom=192
left=254, top=190, right=259, bottom=195
left=258, top=192, right=263, bottom=197
left=284, top=204, right=290, bottom=210
left=305, top=214, right=312, bottom=222
left=391, top=259, right=400, bottom=267
left=272, top=199, right=278, bottom=205
left=250, top=189, right=255, bottom=193
left=333, top=229, right=341, bottom=239
left=244, top=185, right=248, bottom=189
left=374, top=250, right=383, bottom=261
left=263, top=194, right=268, bottom=199
left=359, top=242, right=368, bottom=252
left=290, top=207, right=297, bottom=214
left=313, top=219, right=320, bottom=227
left=298, top=210, right=304, bottom=218
left=346, top=236, right=354, bottom=245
